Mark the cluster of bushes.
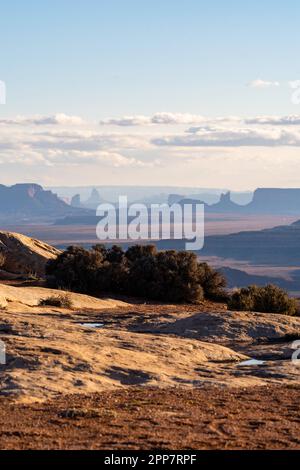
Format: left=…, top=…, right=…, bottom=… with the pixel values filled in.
left=45, top=244, right=298, bottom=314
left=228, top=284, right=298, bottom=316
left=46, top=244, right=227, bottom=304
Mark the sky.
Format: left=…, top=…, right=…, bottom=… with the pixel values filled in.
left=1, top=0, right=300, bottom=189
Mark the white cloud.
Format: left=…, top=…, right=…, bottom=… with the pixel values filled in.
left=151, top=113, right=207, bottom=125
left=248, top=79, right=280, bottom=89
left=0, top=141, right=153, bottom=168
left=99, top=115, right=151, bottom=126
left=44, top=150, right=151, bottom=167
left=4, top=111, right=300, bottom=185
left=245, top=115, right=300, bottom=125
left=28, top=131, right=153, bottom=153
left=6, top=111, right=300, bottom=131
left=35, top=114, right=86, bottom=126
left=0, top=113, right=86, bottom=126
left=3, top=111, right=300, bottom=188
left=100, top=111, right=300, bottom=127
left=0, top=122, right=156, bottom=168
left=100, top=112, right=212, bottom=126
left=153, top=126, right=300, bottom=147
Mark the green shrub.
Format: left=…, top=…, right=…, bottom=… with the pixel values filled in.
left=39, top=294, right=73, bottom=309
left=228, top=284, right=298, bottom=316
left=46, top=244, right=227, bottom=304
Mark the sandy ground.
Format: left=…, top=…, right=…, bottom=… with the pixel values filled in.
left=1, top=386, right=300, bottom=450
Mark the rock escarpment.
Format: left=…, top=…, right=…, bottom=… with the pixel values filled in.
left=0, top=231, right=60, bottom=277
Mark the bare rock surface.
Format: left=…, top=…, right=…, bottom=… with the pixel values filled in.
left=0, top=311, right=250, bottom=402
left=147, top=310, right=300, bottom=343
left=0, top=231, right=299, bottom=403
left=0, top=283, right=129, bottom=312
left=0, top=231, right=60, bottom=276
left=0, top=285, right=300, bottom=402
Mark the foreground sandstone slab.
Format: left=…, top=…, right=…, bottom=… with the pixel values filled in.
left=1, top=303, right=300, bottom=401
left=1, top=285, right=300, bottom=402
left=0, top=283, right=130, bottom=311
left=0, top=310, right=249, bottom=402
left=145, top=310, right=300, bottom=343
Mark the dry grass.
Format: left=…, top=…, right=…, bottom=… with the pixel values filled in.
left=39, top=294, right=73, bottom=309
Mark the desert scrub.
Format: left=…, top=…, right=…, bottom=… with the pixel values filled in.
left=228, top=284, right=298, bottom=316
left=46, top=244, right=227, bottom=304
left=39, top=294, right=73, bottom=309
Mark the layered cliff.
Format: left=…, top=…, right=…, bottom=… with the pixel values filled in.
left=0, top=184, right=90, bottom=220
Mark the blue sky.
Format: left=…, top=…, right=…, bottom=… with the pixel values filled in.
left=1, top=0, right=299, bottom=117
left=1, top=1, right=300, bottom=188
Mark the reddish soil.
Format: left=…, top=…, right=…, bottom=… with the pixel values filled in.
left=0, top=385, right=300, bottom=450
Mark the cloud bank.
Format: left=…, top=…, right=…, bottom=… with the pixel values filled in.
left=99, top=112, right=216, bottom=126
left=2, top=111, right=300, bottom=187
left=154, top=126, right=300, bottom=147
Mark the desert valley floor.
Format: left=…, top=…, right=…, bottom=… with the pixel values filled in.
left=1, top=282, right=300, bottom=449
